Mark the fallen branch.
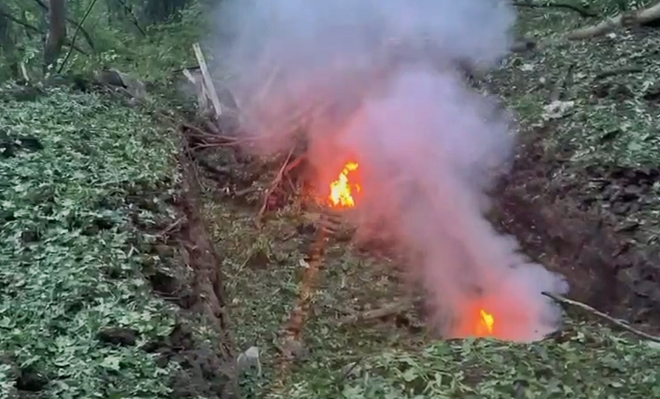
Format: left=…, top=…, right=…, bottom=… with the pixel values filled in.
left=255, top=148, right=295, bottom=226
left=593, top=66, right=644, bottom=81
left=337, top=298, right=419, bottom=326
left=192, top=43, right=223, bottom=119
left=542, top=292, right=660, bottom=343
left=512, top=1, right=598, bottom=19
left=565, top=2, right=660, bottom=40
left=180, top=122, right=238, bottom=146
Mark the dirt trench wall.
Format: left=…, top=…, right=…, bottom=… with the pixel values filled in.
left=493, top=126, right=660, bottom=325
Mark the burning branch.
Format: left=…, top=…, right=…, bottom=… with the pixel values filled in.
left=542, top=292, right=660, bottom=343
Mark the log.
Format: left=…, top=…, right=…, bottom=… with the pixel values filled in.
left=566, top=2, right=660, bottom=40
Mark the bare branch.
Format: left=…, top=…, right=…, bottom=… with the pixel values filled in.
left=58, top=0, right=99, bottom=73
left=512, top=1, right=598, bottom=19
left=0, top=7, right=41, bottom=33
left=542, top=292, right=660, bottom=343
left=115, top=0, right=146, bottom=36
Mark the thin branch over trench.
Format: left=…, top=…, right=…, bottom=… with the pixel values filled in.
left=542, top=292, right=660, bottom=343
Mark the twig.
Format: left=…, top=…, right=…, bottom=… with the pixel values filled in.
left=57, top=0, right=98, bottom=73
left=233, top=186, right=259, bottom=197
left=339, top=357, right=365, bottom=382
left=156, top=216, right=186, bottom=238
left=255, top=148, right=294, bottom=226
left=115, top=0, right=146, bottom=36
left=180, top=123, right=237, bottom=145
left=542, top=292, right=660, bottom=343
left=549, top=62, right=575, bottom=102
left=283, top=154, right=307, bottom=174
left=512, top=1, right=598, bottom=18
left=0, top=7, right=40, bottom=33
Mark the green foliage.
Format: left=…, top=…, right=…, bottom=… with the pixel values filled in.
left=497, top=4, right=660, bottom=168
left=65, top=1, right=206, bottom=82
left=0, top=0, right=207, bottom=82
left=0, top=88, right=180, bottom=398
left=287, top=324, right=660, bottom=398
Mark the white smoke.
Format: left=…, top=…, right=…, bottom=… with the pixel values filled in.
left=210, top=0, right=569, bottom=342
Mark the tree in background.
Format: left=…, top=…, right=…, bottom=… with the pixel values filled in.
left=0, top=0, right=653, bottom=83
left=140, top=0, right=191, bottom=24
left=44, top=0, right=66, bottom=70
left=0, top=0, right=209, bottom=82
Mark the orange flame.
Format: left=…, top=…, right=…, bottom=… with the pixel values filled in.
left=328, top=162, right=360, bottom=208
left=476, top=309, right=495, bottom=336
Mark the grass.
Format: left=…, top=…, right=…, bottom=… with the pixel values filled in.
left=209, top=201, right=660, bottom=399
left=292, top=324, right=660, bottom=398
left=0, top=88, right=182, bottom=398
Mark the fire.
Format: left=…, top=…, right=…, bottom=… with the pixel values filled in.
left=476, top=308, right=495, bottom=336
left=328, top=162, right=361, bottom=208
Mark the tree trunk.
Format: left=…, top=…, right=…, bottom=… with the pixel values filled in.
left=44, top=0, right=66, bottom=70
left=0, top=3, right=19, bottom=79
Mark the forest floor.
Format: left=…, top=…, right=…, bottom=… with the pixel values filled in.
left=205, top=7, right=660, bottom=399
left=2, top=5, right=660, bottom=399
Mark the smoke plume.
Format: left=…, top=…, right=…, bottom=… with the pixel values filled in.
left=210, top=0, right=569, bottom=342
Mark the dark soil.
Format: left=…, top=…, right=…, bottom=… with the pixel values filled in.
left=129, top=133, right=237, bottom=399
left=495, top=122, right=660, bottom=327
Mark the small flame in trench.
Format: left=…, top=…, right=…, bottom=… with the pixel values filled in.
left=476, top=308, right=495, bottom=336
left=328, top=161, right=361, bottom=208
